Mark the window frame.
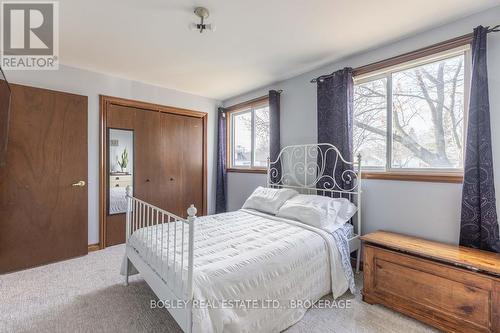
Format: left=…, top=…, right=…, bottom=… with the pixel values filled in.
left=353, top=44, right=472, bottom=183
left=226, top=96, right=269, bottom=174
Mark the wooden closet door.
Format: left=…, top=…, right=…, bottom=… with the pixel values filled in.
left=160, top=113, right=183, bottom=216
left=134, top=109, right=161, bottom=206
left=105, top=103, right=136, bottom=247
left=179, top=116, right=204, bottom=216
left=160, top=113, right=204, bottom=217
left=0, top=84, right=88, bottom=273
left=101, top=96, right=206, bottom=247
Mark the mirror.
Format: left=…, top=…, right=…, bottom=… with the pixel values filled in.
left=107, top=128, right=134, bottom=215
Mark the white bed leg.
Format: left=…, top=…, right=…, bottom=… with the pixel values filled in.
left=356, top=249, right=361, bottom=274
left=125, top=258, right=130, bottom=286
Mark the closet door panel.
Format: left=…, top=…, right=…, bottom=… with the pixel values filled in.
left=105, top=104, right=137, bottom=246
left=102, top=98, right=206, bottom=248
left=160, top=113, right=203, bottom=217
left=160, top=113, right=183, bottom=217
left=107, top=104, right=135, bottom=128
left=134, top=109, right=161, bottom=205
left=179, top=116, right=204, bottom=216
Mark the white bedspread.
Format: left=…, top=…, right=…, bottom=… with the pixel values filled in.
left=123, top=209, right=348, bottom=333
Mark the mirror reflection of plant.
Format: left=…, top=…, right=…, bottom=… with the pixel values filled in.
left=117, top=148, right=129, bottom=172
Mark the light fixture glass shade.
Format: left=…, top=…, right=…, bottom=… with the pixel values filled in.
left=205, top=23, right=216, bottom=32
left=189, top=23, right=198, bottom=31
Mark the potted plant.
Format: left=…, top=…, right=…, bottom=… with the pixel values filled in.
left=117, top=148, right=129, bottom=173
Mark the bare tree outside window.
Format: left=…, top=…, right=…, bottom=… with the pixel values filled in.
left=230, top=105, right=270, bottom=169
left=354, top=78, right=387, bottom=168
left=354, top=52, right=466, bottom=170
left=232, top=111, right=252, bottom=167
left=254, top=106, right=270, bottom=167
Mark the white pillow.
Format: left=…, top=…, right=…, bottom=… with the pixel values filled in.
left=276, top=194, right=357, bottom=232
left=242, top=186, right=298, bottom=215
left=334, top=197, right=358, bottom=224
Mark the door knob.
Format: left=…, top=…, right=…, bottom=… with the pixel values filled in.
left=72, top=180, right=86, bottom=187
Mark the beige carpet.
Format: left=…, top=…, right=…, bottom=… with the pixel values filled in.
left=0, top=245, right=437, bottom=333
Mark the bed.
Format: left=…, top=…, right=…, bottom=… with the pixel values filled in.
left=121, top=143, right=362, bottom=333
left=109, top=186, right=128, bottom=214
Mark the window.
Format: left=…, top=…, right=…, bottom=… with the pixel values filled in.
left=354, top=46, right=470, bottom=179
left=228, top=99, right=270, bottom=171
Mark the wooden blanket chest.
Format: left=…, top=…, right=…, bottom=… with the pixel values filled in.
left=361, top=231, right=500, bottom=333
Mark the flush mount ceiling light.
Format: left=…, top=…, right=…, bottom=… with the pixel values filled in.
left=189, top=7, right=216, bottom=33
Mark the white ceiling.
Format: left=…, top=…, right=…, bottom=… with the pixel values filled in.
left=59, top=0, right=500, bottom=100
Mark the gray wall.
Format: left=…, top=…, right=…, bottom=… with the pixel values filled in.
left=6, top=65, right=220, bottom=245
left=223, top=6, right=500, bottom=244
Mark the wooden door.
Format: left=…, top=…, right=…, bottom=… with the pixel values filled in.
left=134, top=109, right=161, bottom=206
left=160, top=113, right=204, bottom=218
left=0, top=84, right=88, bottom=273
left=160, top=112, right=183, bottom=216
left=105, top=103, right=136, bottom=247
left=178, top=115, right=204, bottom=217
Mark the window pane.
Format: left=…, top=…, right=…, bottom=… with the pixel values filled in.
left=392, top=55, right=464, bottom=169
left=253, top=106, right=270, bottom=167
left=232, top=111, right=252, bottom=167
left=354, top=78, right=387, bottom=168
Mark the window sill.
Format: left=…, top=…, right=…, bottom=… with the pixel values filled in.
left=361, top=171, right=463, bottom=183
left=227, top=168, right=267, bottom=174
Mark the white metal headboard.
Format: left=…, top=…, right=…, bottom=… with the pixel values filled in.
left=266, top=143, right=362, bottom=234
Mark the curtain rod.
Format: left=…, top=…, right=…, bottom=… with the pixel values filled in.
left=225, top=90, right=283, bottom=111
left=310, top=25, right=499, bottom=84
left=488, top=24, right=500, bottom=33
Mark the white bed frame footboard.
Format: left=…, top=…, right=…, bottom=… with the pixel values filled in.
left=123, top=186, right=196, bottom=333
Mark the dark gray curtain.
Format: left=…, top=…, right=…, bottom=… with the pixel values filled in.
left=269, top=90, right=281, bottom=183
left=316, top=68, right=354, bottom=192
left=460, top=26, right=500, bottom=252
left=215, top=107, right=227, bottom=213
